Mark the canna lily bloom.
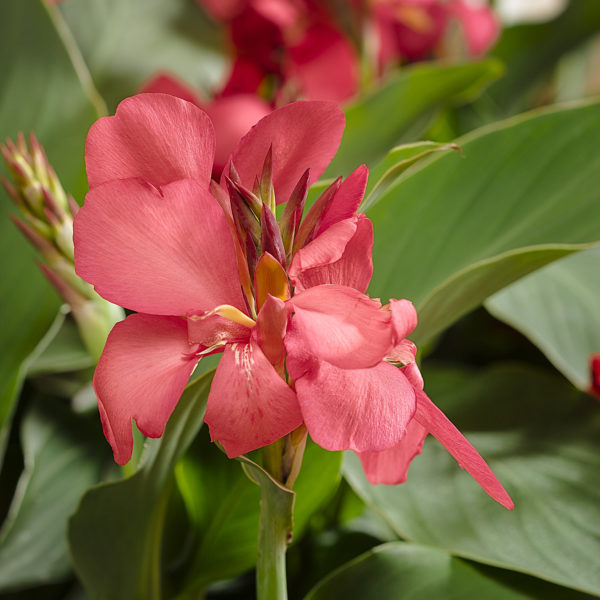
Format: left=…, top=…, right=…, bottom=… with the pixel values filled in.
left=74, top=93, right=512, bottom=509
left=371, top=0, right=499, bottom=67
left=140, top=72, right=271, bottom=178
left=197, top=0, right=360, bottom=104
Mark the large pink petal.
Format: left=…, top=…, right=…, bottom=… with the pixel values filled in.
left=286, top=23, right=359, bottom=103
left=204, top=340, right=302, bottom=457
left=203, top=94, right=272, bottom=178
left=74, top=178, right=245, bottom=315
left=357, top=418, right=427, bottom=484
left=286, top=284, right=392, bottom=369
left=228, top=101, right=345, bottom=204
left=86, top=94, right=215, bottom=189
left=290, top=215, right=373, bottom=293
left=187, top=312, right=251, bottom=346
left=415, top=390, right=514, bottom=509
left=139, top=72, right=201, bottom=106
left=316, top=164, right=368, bottom=235
left=94, top=314, right=199, bottom=465
left=293, top=360, right=416, bottom=452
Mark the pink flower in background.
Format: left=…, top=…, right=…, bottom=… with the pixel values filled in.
left=372, top=0, right=499, bottom=68
left=197, top=0, right=360, bottom=103
left=74, top=93, right=512, bottom=509
left=590, top=353, right=600, bottom=398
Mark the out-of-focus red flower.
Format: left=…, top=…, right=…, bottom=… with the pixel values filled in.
left=590, top=353, right=600, bottom=398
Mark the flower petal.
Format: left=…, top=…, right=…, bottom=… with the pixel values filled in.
left=204, top=340, right=302, bottom=457
left=94, top=314, right=198, bottom=465
left=74, top=178, right=245, bottom=315
left=86, top=93, right=215, bottom=189
left=253, top=294, right=288, bottom=370
left=357, top=418, right=427, bottom=485
left=292, top=359, right=416, bottom=452
left=286, top=284, right=391, bottom=369
left=316, top=164, right=368, bottom=235
left=228, top=101, right=345, bottom=203
left=290, top=214, right=373, bottom=293
left=286, top=23, right=359, bottom=103
left=415, top=390, right=514, bottom=509
left=390, top=298, right=418, bottom=343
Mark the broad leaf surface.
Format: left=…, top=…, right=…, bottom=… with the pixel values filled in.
left=68, top=371, right=213, bottom=600
left=486, top=246, right=600, bottom=391
left=0, top=0, right=98, bottom=461
left=177, top=437, right=342, bottom=591
left=60, top=0, right=226, bottom=110
left=307, top=542, right=593, bottom=600
left=325, top=59, right=503, bottom=177
left=365, top=101, right=600, bottom=344
left=0, top=402, right=105, bottom=590
left=344, top=364, right=600, bottom=595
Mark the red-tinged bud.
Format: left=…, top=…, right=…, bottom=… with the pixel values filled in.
left=280, top=169, right=310, bottom=257
left=294, top=176, right=342, bottom=252
left=67, top=195, right=80, bottom=216
left=261, top=204, right=286, bottom=266
left=260, top=145, right=275, bottom=212
left=1, top=176, right=26, bottom=211
left=10, top=214, right=58, bottom=259
left=226, top=177, right=262, bottom=244
left=228, top=160, right=242, bottom=185
left=246, top=232, right=259, bottom=280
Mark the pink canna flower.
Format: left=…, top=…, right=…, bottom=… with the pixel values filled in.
left=140, top=72, right=271, bottom=178
left=74, top=93, right=512, bottom=509
left=590, top=353, right=600, bottom=399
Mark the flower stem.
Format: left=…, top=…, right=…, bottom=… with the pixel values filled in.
left=238, top=455, right=296, bottom=600
left=256, top=480, right=291, bottom=600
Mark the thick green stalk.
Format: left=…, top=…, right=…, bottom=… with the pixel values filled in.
left=239, top=456, right=296, bottom=600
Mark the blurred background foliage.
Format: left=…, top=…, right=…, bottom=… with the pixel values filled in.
left=0, top=0, right=599, bottom=598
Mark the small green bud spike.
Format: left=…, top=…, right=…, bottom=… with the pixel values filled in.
left=280, top=169, right=310, bottom=257
left=2, top=132, right=125, bottom=362
left=260, top=145, right=276, bottom=213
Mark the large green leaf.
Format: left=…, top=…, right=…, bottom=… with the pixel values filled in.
left=60, top=0, right=226, bottom=110
left=307, top=542, right=593, bottom=600
left=176, top=437, right=342, bottom=592
left=68, top=371, right=214, bottom=600
left=325, top=59, right=503, bottom=177
left=343, top=364, right=600, bottom=595
left=0, top=0, right=99, bottom=460
left=486, top=247, right=600, bottom=391
left=0, top=401, right=105, bottom=591
left=365, top=100, right=600, bottom=345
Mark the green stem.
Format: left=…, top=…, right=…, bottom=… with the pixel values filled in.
left=256, top=483, right=290, bottom=600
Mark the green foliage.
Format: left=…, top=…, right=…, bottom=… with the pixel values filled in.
left=487, top=246, right=600, bottom=391
left=366, top=100, right=600, bottom=344
left=306, top=542, right=588, bottom=600
left=0, top=0, right=99, bottom=464
left=0, top=401, right=106, bottom=591
left=326, top=59, right=503, bottom=177
left=59, top=0, right=226, bottom=110
left=344, top=363, right=600, bottom=596
left=68, top=372, right=213, bottom=600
